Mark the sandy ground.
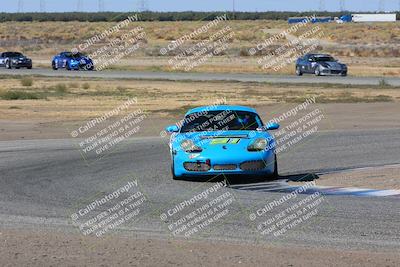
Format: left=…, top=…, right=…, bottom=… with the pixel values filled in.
left=317, top=164, right=400, bottom=190
left=0, top=229, right=399, bottom=267
left=290, top=164, right=400, bottom=191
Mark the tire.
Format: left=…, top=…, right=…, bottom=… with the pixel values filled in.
left=15, top=67, right=20, bottom=69
left=5, top=60, right=11, bottom=69
left=341, top=72, right=347, bottom=77
left=295, top=66, right=303, bottom=76
left=27, top=66, right=32, bottom=69
left=265, top=154, right=278, bottom=181
left=66, top=63, right=71, bottom=71
left=273, top=154, right=278, bottom=178
left=52, top=61, right=58, bottom=70
left=171, top=159, right=181, bottom=180
left=314, top=67, right=321, bottom=76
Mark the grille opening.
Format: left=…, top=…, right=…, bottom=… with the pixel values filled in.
left=213, top=164, right=237, bottom=171
left=184, top=162, right=211, bottom=172
left=240, top=160, right=266, bottom=171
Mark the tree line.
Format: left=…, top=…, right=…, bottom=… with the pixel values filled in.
left=0, top=11, right=398, bottom=22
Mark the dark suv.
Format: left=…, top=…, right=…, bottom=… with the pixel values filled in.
left=0, top=52, right=32, bottom=69
left=295, top=54, right=347, bottom=76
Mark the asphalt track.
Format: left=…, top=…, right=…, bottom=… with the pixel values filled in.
left=1, top=127, right=400, bottom=251
left=1, top=67, right=400, bottom=86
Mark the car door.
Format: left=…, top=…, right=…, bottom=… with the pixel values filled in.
left=306, top=55, right=316, bottom=73
left=61, top=53, right=69, bottom=68
left=298, top=55, right=308, bottom=73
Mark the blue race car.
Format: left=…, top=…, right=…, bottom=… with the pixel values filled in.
left=52, top=52, right=94, bottom=71
left=165, top=105, right=280, bottom=181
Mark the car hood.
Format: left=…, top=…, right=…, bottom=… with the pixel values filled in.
left=70, top=56, right=91, bottom=62
left=319, top=61, right=344, bottom=69
left=10, top=56, right=28, bottom=60
left=173, top=130, right=274, bottom=147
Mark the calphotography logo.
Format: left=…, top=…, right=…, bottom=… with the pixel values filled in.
left=69, top=97, right=147, bottom=163
left=160, top=14, right=235, bottom=71
left=70, top=178, right=149, bottom=237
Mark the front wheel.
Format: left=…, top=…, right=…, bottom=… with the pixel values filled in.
left=273, top=154, right=278, bottom=178
left=52, top=61, right=58, bottom=70
left=5, top=60, right=11, bottom=69
left=265, top=154, right=278, bottom=181
left=314, top=67, right=321, bottom=76
left=295, top=66, right=303, bottom=76
left=171, top=159, right=181, bottom=180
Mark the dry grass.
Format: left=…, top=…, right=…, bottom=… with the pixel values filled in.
left=0, top=76, right=399, bottom=121
left=1, top=21, right=400, bottom=76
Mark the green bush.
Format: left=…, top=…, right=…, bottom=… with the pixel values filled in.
left=20, top=77, right=33, bottom=87
left=1, top=91, right=41, bottom=100
left=54, top=83, right=68, bottom=94
left=379, top=79, right=391, bottom=88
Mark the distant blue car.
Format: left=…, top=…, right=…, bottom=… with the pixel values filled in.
left=52, top=52, right=94, bottom=71
left=166, top=105, right=280, bottom=180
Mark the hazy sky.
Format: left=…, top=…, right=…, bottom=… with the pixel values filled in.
left=2, top=0, right=400, bottom=13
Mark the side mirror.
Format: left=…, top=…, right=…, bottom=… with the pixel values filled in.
left=265, top=122, right=280, bottom=131
left=165, top=125, right=179, bottom=133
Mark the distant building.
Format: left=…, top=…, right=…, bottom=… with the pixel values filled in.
left=352, top=14, right=396, bottom=22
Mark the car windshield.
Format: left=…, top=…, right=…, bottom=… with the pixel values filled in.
left=314, top=56, right=335, bottom=62
left=64, top=52, right=85, bottom=58
left=180, top=110, right=263, bottom=133
left=4, top=52, right=23, bottom=57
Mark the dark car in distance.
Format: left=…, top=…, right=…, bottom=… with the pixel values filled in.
left=295, top=54, right=347, bottom=76
left=0, top=52, right=32, bottom=69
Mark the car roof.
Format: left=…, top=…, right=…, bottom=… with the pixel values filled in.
left=3, top=51, right=22, bottom=54
left=307, top=53, right=331, bottom=57
left=185, top=105, right=258, bottom=116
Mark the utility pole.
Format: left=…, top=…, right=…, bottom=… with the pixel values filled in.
left=137, top=0, right=149, bottom=12
left=379, top=0, right=385, bottom=12
left=40, top=0, right=46, bottom=12
left=77, top=0, right=83, bottom=12
left=98, top=0, right=105, bottom=12
left=17, top=0, right=24, bottom=13
left=319, top=0, right=325, bottom=12
left=340, top=0, right=345, bottom=12
left=232, top=0, right=236, bottom=19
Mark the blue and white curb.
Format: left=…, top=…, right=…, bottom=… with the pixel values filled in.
left=230, top=181, right=400, bottom=197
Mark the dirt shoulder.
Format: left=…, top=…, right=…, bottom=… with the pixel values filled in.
left=0, top=228, right=399, bottom=267
left=1, top=101, right=400, bottom=141
left=313, top=164, right=400, bottom=191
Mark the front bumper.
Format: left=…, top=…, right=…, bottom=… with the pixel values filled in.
left=173, top=149, right=275, bottom=177
left=320, top=69, right=347, bottom=76
left=11, top=61, right=32, bottom=68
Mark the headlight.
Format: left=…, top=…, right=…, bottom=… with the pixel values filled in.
left=180, top=139, right=202, bottom=153
left=12, top=59, right=17, bottom=63
left=247, top=138, right=268, bottom=151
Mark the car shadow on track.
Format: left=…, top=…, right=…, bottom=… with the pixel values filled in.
left=180, top=173, right=319, bottom=185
